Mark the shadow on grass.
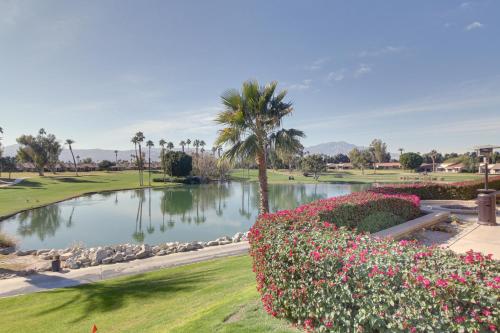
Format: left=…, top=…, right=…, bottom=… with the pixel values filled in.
left=35, top=268, right=219, bottom=323
left=53, top=177, right=104, bottom=184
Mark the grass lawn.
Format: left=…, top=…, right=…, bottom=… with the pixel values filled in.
left=0, top=171, right=177, bottom=219
left=0, top=255, right=297, bottom=333
left=230, top=168, right=482, bottom=184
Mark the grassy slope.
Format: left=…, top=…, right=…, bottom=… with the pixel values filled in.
left=230, top=169, right=481, bottom=184
left=0, top=171, right=176, bottom=218
left=0, top=255, right=297, bottom=333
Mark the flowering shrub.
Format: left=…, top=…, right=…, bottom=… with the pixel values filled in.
left=249, top=192, right=500, bottom=332
left=370, top=176, right=500, bottom=200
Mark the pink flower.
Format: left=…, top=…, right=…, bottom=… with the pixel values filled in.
left=311, top=251, right=321, bottom=261
left=455, top=316, right=465, bottom=324
left=435, top=279, right=448, bottom=288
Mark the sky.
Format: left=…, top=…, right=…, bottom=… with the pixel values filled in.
left=0, top=0, right=499, bottom=154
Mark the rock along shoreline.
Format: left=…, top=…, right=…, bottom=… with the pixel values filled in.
left=2, top=231, right=250, bottom=271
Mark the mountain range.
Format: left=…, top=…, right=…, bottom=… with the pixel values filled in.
left=2, top=141, right=393, bottom=161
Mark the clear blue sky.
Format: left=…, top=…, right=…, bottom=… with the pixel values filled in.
left=1, top=0, right=499, bottom=153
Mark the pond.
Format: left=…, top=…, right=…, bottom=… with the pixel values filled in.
left=0, top=182, right=370, bottom=249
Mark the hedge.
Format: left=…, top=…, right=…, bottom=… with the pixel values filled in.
left=370, top=176, right=500, bottom=200
left=249, top=192, right=500, bottom=332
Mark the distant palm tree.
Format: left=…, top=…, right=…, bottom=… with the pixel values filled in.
left=146, top=140, right=154, bottom=186
left=167, top=142, right=174, bottom=150
left=200, top=140, right=206, bottom=155
left=65, top=139, right=79, bottom=176
left=193, top=139, right=200, bottom=155
left=211, top=146, right=217, bottom=156
left=215, top=80, right=304, bottom=213
left=398, top=148, right=404, bottom=160
left=179, top=140, right=186, bottom=152
left=114, top=150, right=118, bottom=166
left=186, top=139, right=191, bottom=152
left=131, top=136, right=140, bottom=184
left=159, top=139, right=166, bottom=182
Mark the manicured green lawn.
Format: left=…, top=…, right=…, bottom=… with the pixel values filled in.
left=0, top=255, right=297, bottom=333
left=230, top=168, right=482, bottom=184
left=0, top=171, right=176, bottom=218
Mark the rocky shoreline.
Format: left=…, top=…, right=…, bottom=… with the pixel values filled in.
left=0, top=231, right=249, bottom=274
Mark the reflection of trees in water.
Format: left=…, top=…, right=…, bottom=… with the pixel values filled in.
left=17, top=205, right=75, bottom=241
left=146, top=188, right=155, bottom=234
left=132, top=189, right=145, bottom=243
left=238, top=182, right=252, bottom=219
left=249, top=183, right=329, bottom=213
left=158, top=184, right=230, bottom=227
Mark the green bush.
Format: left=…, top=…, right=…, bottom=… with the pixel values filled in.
left=161, top=151, right=192, bottom=177
left=371, top=176, right=500, bottom=200
left=358, top=211, right=405, bottom=233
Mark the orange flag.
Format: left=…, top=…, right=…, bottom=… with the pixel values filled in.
left=91, top=324, right=98, bottom=333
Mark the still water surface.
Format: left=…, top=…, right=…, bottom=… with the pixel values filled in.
left=0, top=182, right=370, bottom=249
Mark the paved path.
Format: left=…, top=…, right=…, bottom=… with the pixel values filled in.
left=0, top=242, right=249, bottom=298
left=0, top=178, right=26, bottom=188
left=418, top=200, right=500, bottom=258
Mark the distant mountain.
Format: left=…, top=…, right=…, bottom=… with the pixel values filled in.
left=305, top=141, right=365, bottom=156
left=1, top=144, right=182, bottom=162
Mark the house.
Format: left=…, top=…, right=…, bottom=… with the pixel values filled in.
left=439, top=162, right=465, bottom=173
left=374, top=162, right=401, bottom=170
left=419, top=163, right=434, bottom=173
left=327, top=163, right=353, bottom=170
left=78, top=163, right=98, bottom=172
left=479, top=163, right=500, bottom=174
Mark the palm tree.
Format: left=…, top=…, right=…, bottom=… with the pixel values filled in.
left=398, top=148, right=404, bottom=160
left=131, top=136, right=140, bottom=184
left=215, top=80, right=304, bottom=213
left=211, top=146, right=217, bottom=156
left=200, top=140, right=206, bottom=155
left=146, top=140, right=154, bottom=185
left=167, top=142, right=174, bottom=150
left=179, top=140, right=186, bottom=152
left=186, top=139, right=191, bottom=152
left=159, top=139, right=166, bottom=182
left=135, top=132, right=145, bottom=186
left=114, top=150, right=119, bottom=166
left=65, top=139, right=79, bottom=176
left=193, top=139, right=200, bottom=155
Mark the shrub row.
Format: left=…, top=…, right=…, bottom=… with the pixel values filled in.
left=370, top=176, right=500, bottom=200
left=249, top=192, right=500, bottom=332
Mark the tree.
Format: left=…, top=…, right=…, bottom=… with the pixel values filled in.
left=186, top=139, right=191, bottom=152
left=167, top=142, right=174, bottom=150
left=301, top=154, right=326, bottom=180
left=332, top=153, right=350, bottom=163
left=159, top=139, right=167, bottom=181
left=17, top=129, right=60, bottom=176
left=98, top=160, right=115, bottom=171
left=398, top=148, right=404, bottom=160
left=200, top=140, right=206, bottom=154
left=161, top=151, right=192, bottom=177
left=349, top=148, right=371, bottom=175
left=114, top=150, right=119, bottom=166
left=132, top=132, right=145, bottom=186
left=429, top=149, right=438, bottom=172
left=400, top=152, right=423, bottom=171
left=146, top=140, right=154, bottom=185
left=193, top=139, right=200, bottom=155
left=215, top=80, right=304, bottom=213
left=0, top=156, right=17, bottom=179
left=179, top=140, right=186, bottom=152
left=65, top=139, right=79, bottom=176
left=369, top=139, right=389, bottom=174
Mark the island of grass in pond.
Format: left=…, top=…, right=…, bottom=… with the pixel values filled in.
left=0, top=182, right=370, bottom=249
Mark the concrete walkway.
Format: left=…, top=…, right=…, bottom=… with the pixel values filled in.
left=0, top=178, right=26, bottom=188
left=417, top=200, right=500, bottom=258
left=0, top=242, right=249, bottom=298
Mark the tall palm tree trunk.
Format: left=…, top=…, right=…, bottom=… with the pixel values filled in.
left=69, top=146, right=78, bottom=176
left=148, top=147, right=151, bottom=186
left=138, top=144, right=143, bottom=186
left=256, top=150, right=269, bottom=213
